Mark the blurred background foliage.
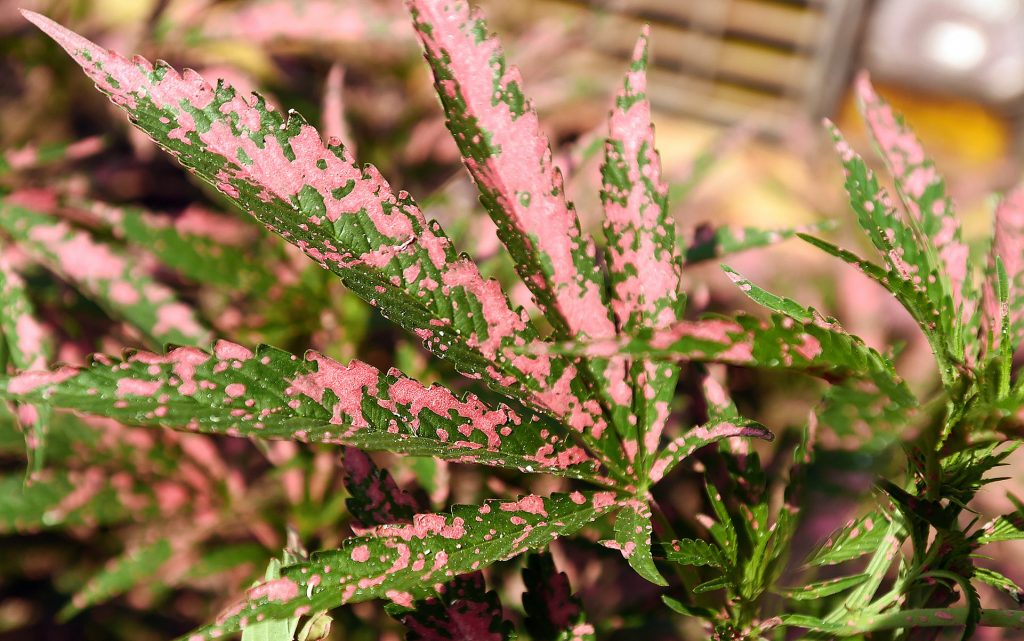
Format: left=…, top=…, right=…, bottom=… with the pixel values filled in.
left=1, top=0, right=1024, bottom=639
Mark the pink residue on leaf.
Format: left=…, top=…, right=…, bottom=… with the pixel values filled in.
left=8, top=367, right=77, bottom=395
left=409, top=0, right=615, bottom=340
left=214, top=340, right=255, bottom=361
left=288, top=353, right=379, bottom=426
left=153, top=302, right=206, bottom=340
left=602, top=28, right=681, bottom=333
left=983, top=185, right=1024, bottom=350
left=499, top=494, right=547, bottom=516
left=350, top=544, right=371, bottom=562
left=385, top=374, right=508, bottom=449
left=116, top=377, right=162, bottom=397
left=246, top=578, right=300, bottom=603
left=377, top=513, right=467, bottom=541
left=224, top=383, right=246, bottom=398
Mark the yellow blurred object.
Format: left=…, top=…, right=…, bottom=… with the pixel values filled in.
left=90, top=0, right=157, bottom=28
left=836, top=83, right=1009, bottom=167
left=188, top=41, right=278, bottom=81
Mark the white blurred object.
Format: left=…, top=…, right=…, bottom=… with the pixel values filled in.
left=865, top=0, right=1024, bottom=105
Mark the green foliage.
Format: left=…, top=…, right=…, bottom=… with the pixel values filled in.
left=3, top=2, right=1024, bottom=640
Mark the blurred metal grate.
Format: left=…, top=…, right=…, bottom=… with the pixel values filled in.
left=537, top=0, right=868, bottom=132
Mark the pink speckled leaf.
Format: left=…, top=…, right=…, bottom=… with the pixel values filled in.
left=599, top=30, right=682, bottom=476
left=823, top=121, right=961, bottom=378
left=982, top=186, right=1024, bottom=354
left=79, top=199, right=275, bottom=291
left=407, top=0, right=616, bottom=342
left=181, top=491, right=618, bottom=641
left=521, top=553, right=595, bottom=641
left=0, top=198, right=211, bottom=348
left=22, top=12, right=611, bottom=458
left=648, top=419, right=773, bottom=484
left=395, top=572, right=512, bottom=641
left=0, top=136, right=105, bottom=176
left=856, top=73, right=972, bottom=330
left=2, top=342, right=602, bottom=481
left=343, top=447, right=424, bottom=531
left=0, top=255, right=53, bottom=474
left=608, top=500, right=666, bottom=586
left=552, top=313, right=915, bottom=415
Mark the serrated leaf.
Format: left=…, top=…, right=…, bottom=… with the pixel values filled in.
left=0, top=255, right=52, bottom=474
left=807, top=511, right=889, bottom=566
left=982, top=185, right=1024, bottom=355
left=554, top=313, right=915, bottom=416
left=649, top=419, right=773, bottom=483
left=408, top=0, right=615, bottom=342
left=0, top=470, right=129, bottom=532
left=662, top=538, right=726, bottom=569
left=0, top=136, right=105, bottom=175
left=0, top=197, right=210, bottom=347
left=243, top=558, right=301, bottom=641
left=80, top=199, right=275, bottom=291
left=343, top=447, right=423, bottom=530
left=21, top=11, right=599, bottom=441
left=406, top=0, right=627, bottom=476
left=693, top=575, right=730, bottom=594
left=978, top=507, right=1024, bottom=544
left=826, top=119, right=959, bottom=377
left=607, top=499, right=666, bottom=585
left=856, top=73, right=971, bottom=328
left=60, top=538, right=173, bottom=619
left=776, top=573, right=868, bottom=600
left=1, top=342, right=602, bottom=481
left=397, top=572, right=512, bottom=641
left=974, top=567, right=1023, bottom=602
left=183, top=491, right=618, bottom=641
left=521, top=553, right=594, bottom=641
left=599, top=29, right=681, bottom=474
left=683, top=221, right=835, bottom=266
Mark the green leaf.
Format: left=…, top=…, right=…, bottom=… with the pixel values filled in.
left=856, top=73, right=972, bottom=331
left=721, top=265, right=814, bottom=322
left=0, top=135, right=105, bottom=176
left=242, top=558, right=300, bottom=641
left=776, top=573, right=868, bottom=600
left=825, top=120, right=959, bottom=377
left=982, top=186, right=1024, bottom=357
left=693, top=575, right=730, bottom=594
left=0, top=198, right=210, bottom=348
left=0, top=470, right=129, bottom=532
left=522, top=553, right=595, bottom=641
left=649, top=419, right=773, bottom=483
left=554, top=313, right=915, bottom=416
left=79, top=198, right=276, bottom=291
left=0, top=255, right=52, bottom=474
left=181, top=491, right=618, bottom=641
left=806, top=511, right=889, bottom=567
left=683, top=222, right=833, bottom=265
left=662, top=538, right=726, bottom=569
left=60, top=538, right=173, bottom=620
left=1, top=342, right=603, bottom=482
left=609, top=499, right=666, bottom=586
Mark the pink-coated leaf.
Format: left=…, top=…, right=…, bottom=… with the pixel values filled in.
left=197, top=0, right=406, bottom=47
left=983, top=185, right=1024, bottom=353
left=407, top=0, right=616, bottom=342
left=607, top=499, right=667, bottom=586
left=0, top=197, right=211, bottom=348
left=0, top=256, right=54, bottom=475
left=180, top=491, right=617, bottom=641
left=0, top=136, right=105, bottom=175
left=648, top=419, right=773, bottom=483
left=2, top=342, right=603, bottom=482
left=21, top=11, right=611, bottom=452
left=407, top=0, right=631, bottom=476
left=600, top=29, right=683, bottom=475
left=856, top=73, right=972, bottom=333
